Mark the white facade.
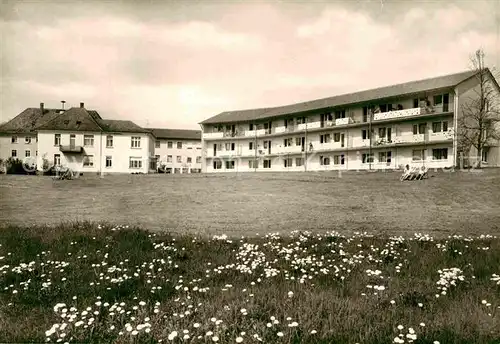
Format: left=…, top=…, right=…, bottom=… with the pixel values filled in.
left=201, top=91, right=460, bottom=173
left=154, top=138, right=202, bottom=173
left=36, top=131, right=156, bottom=174
left=0, top=133, right=38, bottom=162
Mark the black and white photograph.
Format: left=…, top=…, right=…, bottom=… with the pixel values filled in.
left=1, top=0, right=500, bottom=343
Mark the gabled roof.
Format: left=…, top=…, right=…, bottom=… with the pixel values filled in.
left=0, top=107, right=62, bottom=134
left=148, top=128, right=201, bottom=140
left=97, top=119, right=151, bottom=133
left=36, top=107, right=103, bottom=132
left=200, top=70, right=479, bottom=124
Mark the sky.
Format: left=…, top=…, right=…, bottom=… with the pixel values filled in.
left=1, top=0, right=500, bottom=129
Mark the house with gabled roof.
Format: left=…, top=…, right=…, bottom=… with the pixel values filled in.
left=33, top=102, right=157, bottom=174
left=148, top=128, right=202, bottom=174
left=0, top=103, right=63, bottom=165
left=199, top=70, right=500, bottom=173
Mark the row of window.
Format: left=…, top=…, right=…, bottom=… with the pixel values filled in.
left=11, top=150, right=36, bottom=158
left=155, top=140, right=201, bottom=149
left=155, top=155, right=202, bottom=164
left=11, top=136, right=36, bottom=144
left=52, top=134, right=143, bottom=149
left=52, top=154, right=147, bottom=169
left=211, top=148, right=450, bottom=169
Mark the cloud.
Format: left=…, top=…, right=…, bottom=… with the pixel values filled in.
left=1, top=1, right=499, bottom=129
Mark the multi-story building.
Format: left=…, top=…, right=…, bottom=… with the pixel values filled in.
left=199, top=70, right=500, bottom=173
left=0, top=102, right=158, bottom=174
left=148, top=128, right=202, bottom=173
left=0, top=103, right=61, bottom=165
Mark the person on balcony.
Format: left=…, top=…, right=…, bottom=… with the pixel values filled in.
left=309, top=142, right=313, bottom=152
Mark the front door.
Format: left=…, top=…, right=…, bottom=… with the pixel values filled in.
left=70, top=134, right=75, bottom=147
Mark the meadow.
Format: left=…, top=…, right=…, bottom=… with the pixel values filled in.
left=1, top=170, right=500, bottom=343
left=0, top=223, right=499, bottom=343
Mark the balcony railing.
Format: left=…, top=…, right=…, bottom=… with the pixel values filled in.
left=276, top=146, right=303, bottom=155
left=59, top=145, right=83, bottom=153
left=203, top=132, right=224, bottom=139
left=373, top=105, right=450, bottom=122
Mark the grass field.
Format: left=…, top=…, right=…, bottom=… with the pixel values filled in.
left=0, top=223, right=499, bottom=343
left=1, top=169, right=500, bottom=236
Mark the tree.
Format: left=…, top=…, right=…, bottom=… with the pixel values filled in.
left=457, top=49, right=500, bottom=168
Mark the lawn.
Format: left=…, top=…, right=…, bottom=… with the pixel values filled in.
left=1, top=170, right=500, bottom=343
left=1, top=169, right=500, bottom=236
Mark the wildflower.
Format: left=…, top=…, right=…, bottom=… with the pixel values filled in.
left=310, top=330, right=317, bottom=334
left=236, top=337, right=244, bottom=343
left=194, top=323, right=200, bottom=328
left=212, top=336, right=219, bottom=342
left=397, top=325, right=404, bottom=330
left=277, top=332, right=284, bottom=337
left=168, top=331, right=178, bottom=340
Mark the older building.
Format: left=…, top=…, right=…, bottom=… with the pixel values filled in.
left=199, top=70, right=500, bottom=173
left=148, top=128, right=202, bottom=173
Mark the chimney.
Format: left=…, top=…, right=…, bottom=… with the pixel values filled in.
left=80, top=102, right=84, bottom=108
left=40, top=102, right=44, bottom=114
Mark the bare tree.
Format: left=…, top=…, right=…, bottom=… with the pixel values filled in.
left=457, top=49, right=500, bottom=168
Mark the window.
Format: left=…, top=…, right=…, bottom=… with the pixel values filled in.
left=225, top=161, right=235, bottom=169
left=320, top=156, right=330, bottom=165
left=167, top=155, right=172, bottom=163
left=177, top=142, right=182, bottom=149
left=362, top=153, right=374, bottom=163
left=106, top=135, right=113, bottom=148
left=177, top=156, right=182, bottom=163
left=333, top=154, right=345, bottom=165
left=379, top=128, right=386, bottom=138
left=296, top=157, right=304, bottom=167
left=362, top=129, right=371, bottom=140
left=54, top=134, right=61, bottom=146
left=25, top=150, right=31, bottom=157
left=263, top=159, right=272, bottom=168
left=167, top=141, right=173, bottom=148
left=419, top=123, right=426, bottom=134
left=443, top=121, right=448, bottom=131
left=106, top=156, right=112, bottom=168
left=432, top=148, right=448, bottom=160
left=25, top=136, right=32, bottom=144
left=11, top=149, right=17, bottom=157
left=213, top=160, right=222, bottom=169
left=187, top=157, right=192, bottom=163
left=432, top=122, right=441, bottom=133
left=84, top=135, right=94, bottom=147
left=249, top=142, right=254, bottom=150
left=129, top=157, right=142, bottom=169
left=11, top=136, right=18, bottom=144
left=378, top=151, right=392, bottom=163
left=482, top=148, right=489, bottom=163
left=54, top=154, right=60, bottom=166
left=320, top=134, right=331, bottom=144
left=155, top=154, right=160, bottom=161
left=334, top=133, right=341, bottom=142
left=249, top=160, right=258, bottom=168
left=83, top=155, right=94, bottom=167
left=188, top=146, right=193, bottom=150
left=196, top=156, right=201, bottom=163
left=284, top=138, right=293, bottom=147
left=284, top=158, right=292, bottom=167
left=131, top=137, right=141, bottom=148
left=413, top=125, right=418, bottom=135
left=412, top=149, right=426, bottom=161
left=296, top=117, right=306, bottom=124
left=433, top=95, right=443, bottom=105
left=225, top=143, right=235, bottom=151
left=155, top=140, right=161, bottom=148
left=36, top=151, right=37, bottom=156
left=295, top=137, right=302, bottom=146
left=334, top=110, right=346, bottom=119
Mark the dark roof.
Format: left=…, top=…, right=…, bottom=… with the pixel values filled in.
left=0, top=107, right=63, bottom=134
left=97, top=119, right=151, bottom=133
left=36, top=107, right=103, bottom=132
left=200, top=70, right=479, bottom=124
left=148, top=128, right=201, bottom=140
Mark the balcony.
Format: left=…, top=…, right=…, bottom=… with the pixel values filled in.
left=429, top=129, right=454, bottom=142
left=203, top=132, right=224, bottom=139
left=297, top=121, right=322, bottom=130
left=59, top=145, right=83, bottom=154
left=276, top=145, right=303, bottom=155
left=335, top=117, right=354, bottom=126
left=393, top=134, right=427, bottom=144
left=373, top=105, right=450, bottom=122
left=244, top=129, right=267, bottom=137
left=274, top=126, right=297, bottom=134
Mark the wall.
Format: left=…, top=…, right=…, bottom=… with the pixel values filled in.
left=0, top=133, right=38, bottom=163
left=154, top=138, right=202, bottom=173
